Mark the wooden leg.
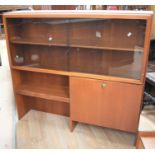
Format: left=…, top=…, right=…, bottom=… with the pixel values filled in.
left=135, top=132, right=145, bottom=149
left=69, top=119, right=77, bottom=132
left=16, top=95, right=30, bottom=119
left=134, top=131, right=139, bottom=146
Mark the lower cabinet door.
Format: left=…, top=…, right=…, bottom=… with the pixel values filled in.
left=70, top=77, right=143, bottom=132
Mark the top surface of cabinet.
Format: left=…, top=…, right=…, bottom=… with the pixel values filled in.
left=3, top=10, right=153, bottom=18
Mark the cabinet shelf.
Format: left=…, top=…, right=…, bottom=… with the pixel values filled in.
left=15, top=84, right=69, bottom=103
left=12, top=66, right=70, bottom=76
left=12, top=65, right=142, bottom=85
left=10, top=38, right=68, bottom=47
left=10, top=38, right=143, bottom=52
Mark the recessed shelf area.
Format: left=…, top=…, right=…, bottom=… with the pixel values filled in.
left=15, top=71, right=69, bottom=103
left=16, top=84, right=69, bottom=103
left=16, top=95, right=70, bottom=117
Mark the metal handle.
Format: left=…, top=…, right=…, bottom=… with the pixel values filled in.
left=101, top=83, right=107, bottom=88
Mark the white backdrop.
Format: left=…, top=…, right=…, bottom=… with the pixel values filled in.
left=0, top=39, right=16, bottom=148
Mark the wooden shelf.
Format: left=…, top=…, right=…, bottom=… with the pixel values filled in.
left=12, top=66, right=70, bottom=76
left=11, top=65, right=142, bottom=85
left=15, top=84, right=69, bottom=103
left=10, top=38, right=143, bottom=52
left=10, top=38, right=68, bottom=47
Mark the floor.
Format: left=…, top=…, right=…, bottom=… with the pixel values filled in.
left=0, top=39, right=155, bottom=149
left=0, top=39, right=16, bottom=149
left=16, top=110, right=136, bottom=149
left=16, top=105, right=155, bottom=149
left=139, top=105, right=155, bottom=131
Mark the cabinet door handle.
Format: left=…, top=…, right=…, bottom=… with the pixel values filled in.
left=101, top=83, right=107, bottom=88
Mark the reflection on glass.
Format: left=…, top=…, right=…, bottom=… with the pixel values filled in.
left=8, top=18, right=146, bottom=80
left=70, top=48, right=143, bottom=79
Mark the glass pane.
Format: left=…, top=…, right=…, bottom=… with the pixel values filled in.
left=69, top=19, right=146, bottom=51
left=8, top=18, right=70, bottom=45
left=69, top=18, right=146, bottom=79
left=8, top=18, right=146, bottom=80
left=12, top=44, right=70, bottom=71
left=70, top=48, right=143, bottom=79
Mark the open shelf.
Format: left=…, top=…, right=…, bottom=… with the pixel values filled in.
left=16, top=84, right=69, bottom=103
left=10, top=37, right=144, bottom=52
left=14, top=70, right=69, bottom=103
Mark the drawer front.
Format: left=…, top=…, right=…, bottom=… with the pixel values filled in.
left=70, top=77, right=143, bottom=132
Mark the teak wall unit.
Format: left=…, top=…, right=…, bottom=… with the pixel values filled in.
left=3, top=11, right=153, bottom=133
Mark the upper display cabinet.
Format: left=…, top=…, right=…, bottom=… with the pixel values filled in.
left=3, top=11, right=153, bottom=82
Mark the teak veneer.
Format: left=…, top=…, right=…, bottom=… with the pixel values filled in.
left=3, top=10, right=153, bottom=133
